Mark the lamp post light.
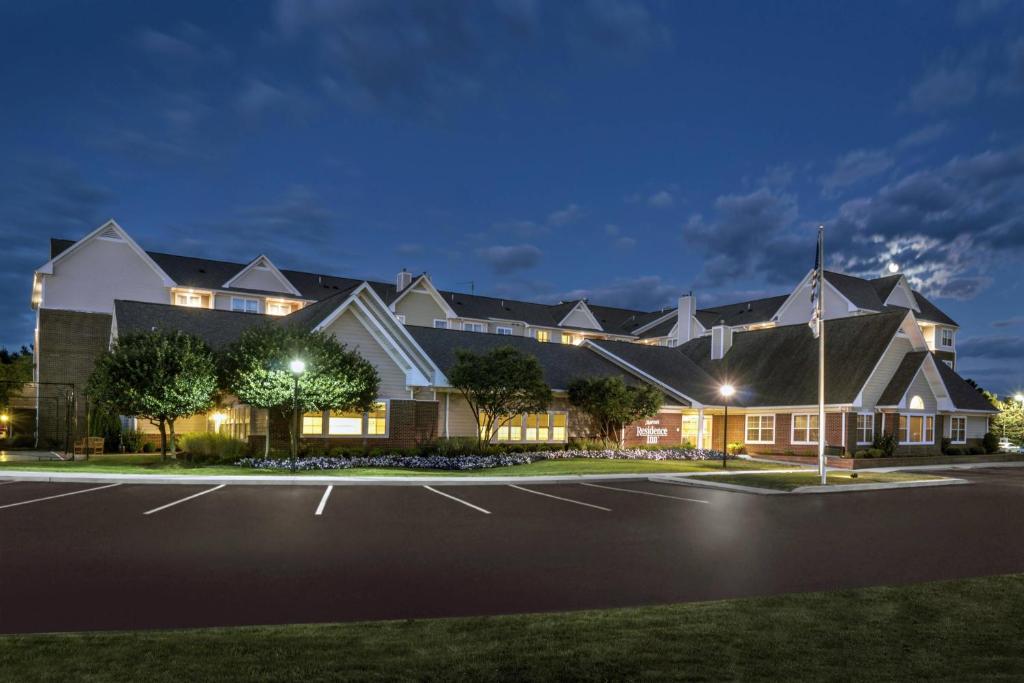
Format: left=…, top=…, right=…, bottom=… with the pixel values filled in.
left=289, top=359, right=306, bottom=473
left=719, top=384, right=735, bottom=468
left=0, top=413, right=8, bottom=440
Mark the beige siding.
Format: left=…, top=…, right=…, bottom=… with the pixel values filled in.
left=46, top=237, right=168, bottom=313
left=214, top=293, right=259, bottom=311
left=966, top=415, right=989, bottom=439
left=229, top=266, right=294, bottom=294
left=860, top=336, right=912, bottom=407
left=904, top=369, right=937, bottom=412
left=441, top=394, right=480, bottom=438
left=776, top=280, right=853, bottom=325
left=560, top=307, right=600, bottom=330
left=136, top=413, right=210, bottom=435
left=394, top=288, right=448, bottom=327
left=322, top=308, right=409, bottom=399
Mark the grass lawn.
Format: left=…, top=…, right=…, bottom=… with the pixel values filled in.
left=3, top=574, right=1024, bottom=681
left=698, top=469, right=946, bottom=491
left=0, top=455, right=789, bottom=477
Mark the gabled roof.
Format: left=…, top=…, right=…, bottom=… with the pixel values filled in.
left=869, top=274, right=903, bottom=303
left=676, top=310, right=906, bottom=407
left=695, top=295, right=789, bottom=329
left=911, top=292, right=958, bottom=327
left=934, top=358, right=997, bottom=412
left=556, top=300, right=603, bottom=331
left=222, top=255, right=301, bottom=297
left=405, top=326, right=666, bottom=395
left=40, top=221, right=175, bottom=287
left=823, top=271, right=884, bottom=310
left=877, top=351, right=929, bottom=406
left=586, top=338, right=720, bottom=405
left=389, top=274, right=458, bottom=319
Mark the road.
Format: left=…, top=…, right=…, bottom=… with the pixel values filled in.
left=1, top=468, right=1023, bottom=633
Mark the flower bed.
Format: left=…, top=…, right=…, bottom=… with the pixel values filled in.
left=236, top=447, right=728, bottom=472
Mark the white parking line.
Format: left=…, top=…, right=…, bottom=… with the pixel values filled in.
left=423, top=485, right=491, bottom=514
left=0, top=483, right=121, bottom=510
left=580, top=482, right=710, bottom=504
left=315, top=485, right=333, bottom=516
left=143, top=485, right=225, bottom=516
left=508, top=484, right=611, bottom=511
left=0, top=480, right=18, bottom=486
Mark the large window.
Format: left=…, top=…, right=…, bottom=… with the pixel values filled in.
left=463, top=322, right=485, bottom=333
left=433, top=319, right=448, bottom=329
left=175, top=292, right=204, bottom=308
left=535, top=329, right=550, bottom=342
left=950, top=416, right=966, bottom=443
left=857, top=414, right=874, bottom=444
left=302, top=401, right=389, bottom=437
left=231, top=297, right=259, bottom=313
left=791, top=414, right=819, bottom=445
left=940, top=329, right=954, bottom=347
left=266, top=301, right=294, bottom=316
left=496, top=326, right=512, bottom=335
left=561, top=333, right=578, bottom=345
left=899, top=414, right=935, bottom=444
left=745, top=415, right=775, bottom=444
left=481, top=411, right=567, bottom=443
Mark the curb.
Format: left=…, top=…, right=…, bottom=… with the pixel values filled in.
left=0, top=468, right=787, bottom=487
left=650, top=476, right=786, bottom=495
left=862, top=461, right=1024, bottom=473
left=651, top=474, right=968, bottom=496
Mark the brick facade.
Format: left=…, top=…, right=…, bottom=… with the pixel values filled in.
left=622, top=412, right=683, bottom=448
left=877, top=410, right=943, bottom=456
left=254, top=399, right=439, bottom=453
left=36, top=309, right=113, bottom=447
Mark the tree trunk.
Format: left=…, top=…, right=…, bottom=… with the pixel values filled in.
left=168, top=418, right=177, bottom=457
left=264, top=431, right=270, bottom=459
left=158, top=419, right=167, bottom=460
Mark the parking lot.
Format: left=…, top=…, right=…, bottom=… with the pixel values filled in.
left=3, top=469, right=1024, bottom=634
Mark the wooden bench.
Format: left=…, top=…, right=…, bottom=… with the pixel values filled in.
left=73, top=436, right=105, bottom=457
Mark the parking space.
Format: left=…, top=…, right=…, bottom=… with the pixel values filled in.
left=3, top=471, right=1024, bottom=634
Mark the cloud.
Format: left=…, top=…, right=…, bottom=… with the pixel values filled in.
left=546, top=203, right=582, bottom=226
left=682, top=188, right=805, bottom=287
left=647, top=190, right=673, bottom=208
left=820, top=149, right=894, bottom=197
left=958, top=334, right=1024, bottom=359
left=898, top=122, right=952, bottom=148
left=567, top=0, right=672, bottom=55
left=758, top=164, right=794, bottom=190
left=906, top=62, right=979, bottom=112
left=135, top=23, right=232, bottom=71
left=992, top=316, right=1024, bottom=328
left=990, top=36, right=1024, bottom=94
left=615, top=236, right=637, bottom=249
left=235, top=79, right=311, bottom=120
left=956, top=0, right=1009, bottom=25
left=476, top=244, right=543, bottom=274
left=555, top=275, right=679, bottom=311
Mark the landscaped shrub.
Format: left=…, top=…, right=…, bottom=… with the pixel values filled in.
left=179, top=432, right=250, bottom=464
left=945, top=446, right=966, bottom=455
left=969, top=445, right=986, bottom=455
left=867, top=448, right=884, bottom=458
left=872, top=433, right=898, bottom=458
left=982, top=432, right=999, bottom=454
left=142, top=441, right=156, bottom=453
left=236, top=446, right=732, bottom=472
left=727, top=442, right=746, bottom=455
left=854, top=449, right=869, bottom=458
left=941, top=437, right=951, bottom=454
left=120, top=429, right=145, bottom=453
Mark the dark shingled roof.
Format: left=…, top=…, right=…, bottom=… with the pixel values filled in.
left=694, top=295, right=789, bottom=329
left=877, top=351, right=929, bottom=406
left=587, top=339, right=720, bottom=405
left=676, top=310, right=907, bottom=407
left=869, top=274, right=903, bottom=302
left=113, top=300, right=271, bottom=349
left=824, top=271, right=885, bottom=310
left=911, top=291, right=958, bottom=326
left=935, top=357, right=997, bottom=412
left=405, top=326, right=666, bottom=395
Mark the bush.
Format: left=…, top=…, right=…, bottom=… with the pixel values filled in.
left=854, top=449, right=870, bottom=458
left=872, top=433, right=898, bottom=458
left=142, top=441, right=156, bottom=453
left=969, top=445, right=986, bottom=455
left=727, top=442, right=746, bottom=455
left=867, top=448, right=884, bottom=458
left=120, top=429, right=145, bottom=453
left=178, top=432, right=250, bottom=464
left=945, top=446, right=966, bottom=456
left=941, top=437, right=951, bottom=454
left=982, top=432, right=999, bottom=454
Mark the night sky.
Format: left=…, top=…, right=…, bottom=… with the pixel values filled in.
left=1, top=1, right=1022, bottom=394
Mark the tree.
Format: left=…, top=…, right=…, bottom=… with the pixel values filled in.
left=448, top=346, right=552, bottom=448
left=0, top=346, right=33, bottom=408
left=567, top=376, right=662, bottom=444
left=220, top=324, right=380, bottom=457
left=991, top=394, right=1024, bottom=445
left=87, top=332, right=218, bottom=457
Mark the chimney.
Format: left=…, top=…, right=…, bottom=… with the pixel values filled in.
left=675, top=293, right=696, bottom=346
left=396, top=268, right=412, bottom=291
left=711, top=323, right=733, bottom=360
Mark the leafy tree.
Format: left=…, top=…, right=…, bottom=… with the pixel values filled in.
left=448, top=346, right=552, bottom=448
left=87, top=332, right=218, bottom=457
left=220, top=324, right=380, bottom=457
left=0, top=346, right=33, bottom=408
left=568, top=376, right=662, bottom=443
left=991, top=394, right=1024, bottom=445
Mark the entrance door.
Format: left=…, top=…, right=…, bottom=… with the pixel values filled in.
left=682, top=415, right=714, bottom=449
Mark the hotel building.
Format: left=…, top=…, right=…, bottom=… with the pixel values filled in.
left=30, top=220, right=995, bottom=456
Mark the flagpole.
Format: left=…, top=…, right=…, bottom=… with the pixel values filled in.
left=818, top=225, right=827, bottom=485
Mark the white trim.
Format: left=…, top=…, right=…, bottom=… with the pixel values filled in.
left=230, top=296, right=260, bottom=314
left=790, top=413, right=820, bottom=445
left=389, top=274, right=458, bottom=319
left=856, top=412, right=875, bottom=445
left=949, top=415, right=967, bottom=444
left=897, top=413, right=936, bottom=445
left=631, top=309, right=678, bottom=336
left=495, top=326, right=513, bottom=335
left=221, top=254, right=301, bottom=296
left=772, top=269, right=860, bottom=323
left=433, top=319, right=449, bottom=329
left=884, top=276, right=921, bottom=312
left=556, top=300, right=603, bottom=331
left=36, top=219, right=176, bottom=287
left=851, top=311, right=920, bottom=407
left=744, top=414, right=776, bottom=445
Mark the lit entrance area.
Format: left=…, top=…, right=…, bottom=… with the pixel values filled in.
left=682, top=414, right=713, bottom=449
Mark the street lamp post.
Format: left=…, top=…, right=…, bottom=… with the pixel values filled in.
left=289, top=359, right=306, bottom=473
left=719, top=384, right=735, bottom=468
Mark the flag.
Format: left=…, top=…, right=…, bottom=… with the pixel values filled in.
left=809, top=229, right=822, bottom=338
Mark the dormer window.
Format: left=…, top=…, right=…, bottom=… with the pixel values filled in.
left=940, top=329, right=954, bottom=348
left=175, top=292, right=204, bottom=308
left=231, top=297, right=260, bottom=314
left=266, top=300, right=296, bottom=316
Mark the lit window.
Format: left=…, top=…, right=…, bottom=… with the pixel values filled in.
left=552, top=412, right=567, bottom=442
left=899, top=415, right=934, bottom=444
left=231, top=297, right=259, bottom=314
left=464, top=322, right=485, bottom=333
left=302, top=412, right=323, bottom=435
left=434, top=319, right=449, bottom=329
left=791, top=414, right=819, bottom=444
left=328, top=410, right=363, bottom=435
left=909, top=395, right=925, bottom=410
left=950, top=416, right=966, bottom=443
left=561, top=333, right=578, bottom=345
left=745, top=415, right=775, bottom=444
left=266, top=301, right=293, bottom=316
left=481, top=411, right=568, bottom=442
left=496, top=327, right=512, bottom=335
left=535, top=330, right=550, bottom=342
left=857, top=414, right=874, bottom=444
left=175, top=292, right=204, bottom=308
left=940, top=329, right=954, bottom=347
left=366, top=402, right=387, bottom=435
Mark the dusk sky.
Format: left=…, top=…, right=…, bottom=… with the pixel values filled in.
left=2, top=0, right=1022, bottom=394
